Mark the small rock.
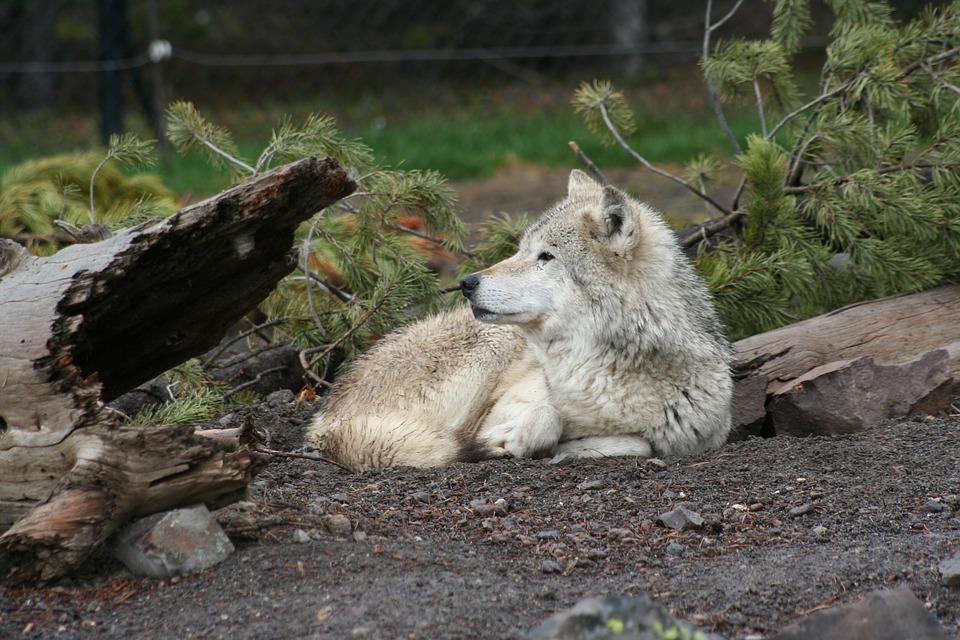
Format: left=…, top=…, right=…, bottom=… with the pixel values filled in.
left=576, top=479, right=604, bottom=491
left=108, top=504, right=235, bottom=578
left=924, top=499, right=945, bottom=513
left=606, top=528, right=635, bottom=541
left=939, top=552, right=960, bottom=587
left=292, top=529, right=312, bottom=544
left=789, top=503, right=815, bottom=517
left=470, top=498, right=509, bottom=516
left=321, top=514, right=352, bottom=536
left=540, top=560, right=563, bottom=574
left=657, top=505, right=704, bottom=531
left=536, top=530, right=562, bottom=539
left=812, top=525, right=828, bottom=537
left=770, top=587, right=950, bottom=640
left=352, top=530, right=368, bottom=543
left=646, top=458, right=668, bottom=469
left=665, top=542, right=685, bottom=556
left=266, top=389, right=296, bottom=407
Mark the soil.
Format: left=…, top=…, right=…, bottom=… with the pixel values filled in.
left=3, top=168, right=960, bottom=639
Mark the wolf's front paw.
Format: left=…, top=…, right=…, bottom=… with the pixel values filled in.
left=482, top=417, right=561, bottom=459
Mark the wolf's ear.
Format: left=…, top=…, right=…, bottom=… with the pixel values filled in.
left=591, top=186, right=639, bottom=249
left=567, top=170, right=601, bottom=198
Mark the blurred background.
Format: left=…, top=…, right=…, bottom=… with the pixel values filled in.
left=0, top=0, right=939, bottom=198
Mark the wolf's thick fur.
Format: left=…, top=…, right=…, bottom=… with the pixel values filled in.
left=308, top=171, right=732, bottom=471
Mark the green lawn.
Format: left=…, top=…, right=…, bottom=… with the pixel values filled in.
left=0, top=85, right=762, bottom=199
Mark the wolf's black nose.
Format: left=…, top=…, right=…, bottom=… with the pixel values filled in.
left=459, top=273, right=480, bottom=298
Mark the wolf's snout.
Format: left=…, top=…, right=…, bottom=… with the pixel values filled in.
left=459, top=273, right=480, bottom=299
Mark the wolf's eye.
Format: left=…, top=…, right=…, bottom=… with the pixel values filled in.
left=538, top=251, right=555, bottom=262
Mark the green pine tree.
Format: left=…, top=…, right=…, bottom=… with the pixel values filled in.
left=573, top=0, right=960, bottom=339
left=164, top=101, right=468, bottom=385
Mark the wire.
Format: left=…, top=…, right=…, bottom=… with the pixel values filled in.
left=0, top=41, right=702, bottom=74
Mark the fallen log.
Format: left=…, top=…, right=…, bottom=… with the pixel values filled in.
left=731, top=284, right=960, bottom=436
left=0, top=157, right=356, bottom=584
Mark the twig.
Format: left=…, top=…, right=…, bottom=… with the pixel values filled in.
left=679, top=210, right=746, bottom=249
left=298, top=350, right=332, bottom=388
left=568, top=141, right=609, bottom=185
left=196, top=134, right=257, bottom=175
left=300, top=271, right=354, bottom=303
left=766, top=83, right=847, bottom=140
left=301, top=296, right=387, bottom=368
left=256, top=446, right=351, bottom=471
left=203, top=319, right=284, bottom=365
left=900, top=45, right=960, bottom=77
left=702, top=0, right=746, bottom=154
left=207, top=343, right=289, bottom=370
left=303, top=219, right=332, bottom=342
left=221, top=366, right=287, bottom=400
left=921, top=60, right=960, bottom=96
left=382, top=222, right=475, bottom=258
left=598, top=103, right=732, bottom=216
left=783, top=162, right=956, bottom=195
left=753, top=78, right=768, bottom=138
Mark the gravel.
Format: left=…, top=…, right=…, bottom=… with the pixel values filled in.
left=3, top=397, right=959, bottom=639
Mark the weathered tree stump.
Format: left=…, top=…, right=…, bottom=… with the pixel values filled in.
left=0, top=157, right=356, bottom=584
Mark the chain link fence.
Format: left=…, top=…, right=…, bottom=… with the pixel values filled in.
left=0, top=0, right=936, bottom=146
left=0, top=1, right=783, bottom=140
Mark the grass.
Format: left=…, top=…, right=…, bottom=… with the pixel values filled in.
left=0, top=78, right=764, bottom=200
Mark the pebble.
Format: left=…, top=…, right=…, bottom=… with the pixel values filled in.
left=540, top=560, right=563, bottom=574
left=924, top=499, right=945, bottom=513
left=292, top=529, right=311, bottom=544
left=789, top=503, right=815, bottom=517
left=665, top=542, right=686, bottom=556
left=657, top=505, right=704, bottom=531
left=470, top=498, right=509, bottom=516
left=576, top=479, right=604, bottom=491
left=321, top=514, right=353, bottom=536
left=266, top=389, right=295, bottom=407
left=939, top=552, right=960, bottom=587
left=812, top=525, right=828, bottom=537
left=536, top=530, right=561, bottom=539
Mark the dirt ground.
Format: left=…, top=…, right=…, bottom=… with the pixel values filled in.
left=2, top=168, right=960, bottom=639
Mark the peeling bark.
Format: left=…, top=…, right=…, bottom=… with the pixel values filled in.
left=0, top=157, right=355, bottom=584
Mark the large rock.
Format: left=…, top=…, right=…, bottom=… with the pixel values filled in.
left=108, top=504, right=235, bottom=578
left=770, top=588, right=950, bottom=640
left=768, top=350, right=953, bottom=437
left=529, top=594, right=720, bottom=640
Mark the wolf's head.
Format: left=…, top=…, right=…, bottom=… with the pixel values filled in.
left=460, top=170, right=678, bottom=335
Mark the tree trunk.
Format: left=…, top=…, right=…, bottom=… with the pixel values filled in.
left=731, top=283, right=960, bottom=434
left=0, top=156, right=356, bottom=584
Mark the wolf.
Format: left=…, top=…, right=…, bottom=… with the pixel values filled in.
left=307, top=170, right=733, bottom=471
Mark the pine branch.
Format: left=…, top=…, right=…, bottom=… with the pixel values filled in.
left=568, top=141, right=609, bottom=185
left=783, top=162, right=958, bottom=194
left=597, top=102, right=732, bottom=216
left=89, top=133, right=155, bottom=223
left=702, top=0, right=747, bottom=154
